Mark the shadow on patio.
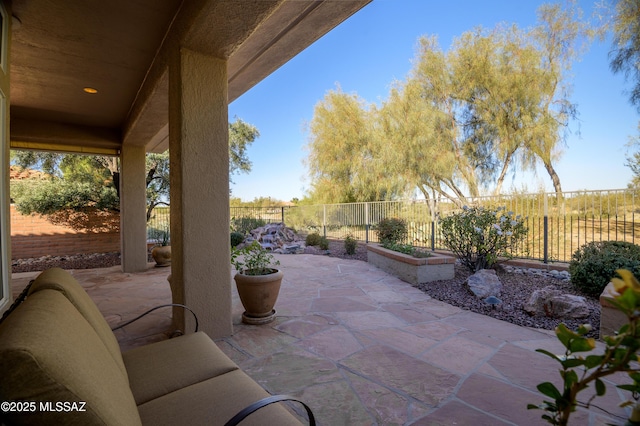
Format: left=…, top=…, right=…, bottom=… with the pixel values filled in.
left=11, top=254, right=630, bottom=425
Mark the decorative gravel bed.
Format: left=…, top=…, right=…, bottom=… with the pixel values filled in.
left=12, top=252, right=121, bottom=273
left=12, top=240, right=600, bottom=338
left=418, top=264, right=601, bottom=339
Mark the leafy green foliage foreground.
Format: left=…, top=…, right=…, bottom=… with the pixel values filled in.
left=529, top=269, right=640, bottom=426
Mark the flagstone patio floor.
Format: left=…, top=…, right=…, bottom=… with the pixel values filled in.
left=11, top=254, right=632, bottom=425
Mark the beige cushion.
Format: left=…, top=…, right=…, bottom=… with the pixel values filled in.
left=123, top=331, right=239, bottom=405
left=27, top=267, right=128, bottom=378
left=138, top=369, right=302, bottom=426
left=0, top=290, right=141, bottom=426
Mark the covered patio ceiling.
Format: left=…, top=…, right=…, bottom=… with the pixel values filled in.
left=8, top=0, right=371, bottom=155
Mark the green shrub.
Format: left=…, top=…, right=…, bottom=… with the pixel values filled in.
left=12, top=179, right=119, bottom=215
left=569, top=241, right=640, bottom=296
left=381, top=241, right=432, bottom=258
left=319, top=236, right=329, bottom=250
left=412, top=248, right=432, bottom=258
left=344, top=234, right=357, bottom=255
left=231, top=217, right=266, bottom=235
left=230, top=231, right=244, bottom=247
left=376, top=218, right=407, bottom=245
left=305, top=232, right=322, bottom=246
left=231, top=241, right=280, bottom=275
left=440, top=206, right=527, bottom=272
left=147, top=226, right=170, bottom=246
left=383, top=241, right=415, bottom=255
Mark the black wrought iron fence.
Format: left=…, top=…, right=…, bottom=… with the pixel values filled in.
left=230, top=206, right=288, bottom=224
left=232, top=189, right=639, bottom=264
left=147, top=206, right=170, bottom=243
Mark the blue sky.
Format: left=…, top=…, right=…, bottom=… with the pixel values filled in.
left=228, top=0, right=639, bottom=202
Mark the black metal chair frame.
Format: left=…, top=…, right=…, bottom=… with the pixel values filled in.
left=110, top=303, right=199, bottom=333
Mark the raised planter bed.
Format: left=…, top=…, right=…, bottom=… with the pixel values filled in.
left=366, top=243, right=455, bottom=285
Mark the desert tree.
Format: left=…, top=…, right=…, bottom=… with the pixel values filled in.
left=609, top=0, right=640, bottom=186
left=304, top=2, right=594, bottom=202
left=12, top=117, right=260, bottom=217
left=305, top=87, right=406, bottom=203
left=609, top=0, right=640, bottom=112
left=229, top=117, right=260, bottom=181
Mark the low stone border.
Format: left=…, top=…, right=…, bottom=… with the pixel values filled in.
left=503, top=264, right=570, bottom=282
left=366, top=244, right=455, bottom=285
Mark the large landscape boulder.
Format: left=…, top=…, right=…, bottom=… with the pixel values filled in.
left=465, top=269, right=502, bottom=299
left=524, top=286, right=590, bottom=319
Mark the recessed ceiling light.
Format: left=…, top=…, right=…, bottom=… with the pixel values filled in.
left=83, top=87, right=98, bottom=94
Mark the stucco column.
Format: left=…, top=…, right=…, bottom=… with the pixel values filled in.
left=168, top=47, right=232, bottom=338
left=120, top=145, right=148, bottom=272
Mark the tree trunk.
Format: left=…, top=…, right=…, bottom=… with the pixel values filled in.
left=494, top=150, right=515, bottom=196
left=112, top=172, right=120, bottom=199
left=418, top=185, right=439, bottom=219
left=146, top=203, right=154, bottom=222
left=543, top=160, right=563, bottom=195
left=146, top=163, right=157, bottom=186
left=102, top=156, right=121, bottom=199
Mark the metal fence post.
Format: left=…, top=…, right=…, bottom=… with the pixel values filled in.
left=543, top=194, right=548, bottom=264
left=281, top=207, right=285, bottom=224
left=323, top=204, right=327, bottom=238
left=365, top=202, right=370, bottom=243
left=431, top=221, right=435, bottom=251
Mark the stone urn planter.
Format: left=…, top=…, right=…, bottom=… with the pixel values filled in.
left=234, top=269, right=283, bottom=325
left=151, top=245, right=171, bottom=267
left=231, top=241, right=282, bottom=325
left=149, top=226, right=171, bottom=267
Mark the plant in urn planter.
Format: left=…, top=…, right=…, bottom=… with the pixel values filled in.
left=149, top=226, right=171, bottom=267
left=231, top=241, right=282, bottom=325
